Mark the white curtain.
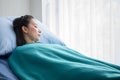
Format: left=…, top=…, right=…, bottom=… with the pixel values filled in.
left=42, top=0, right=120, bottom=64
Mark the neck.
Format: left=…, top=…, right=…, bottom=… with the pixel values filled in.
left=24, top=35, right=35, bottom=44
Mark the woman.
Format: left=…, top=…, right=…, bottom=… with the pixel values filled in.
left=8, top=15, right=120, bottom=80
left=13, top=15, right=41, bottom=46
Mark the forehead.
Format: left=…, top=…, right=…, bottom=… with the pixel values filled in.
left=29, top=19, right=37, bottom=25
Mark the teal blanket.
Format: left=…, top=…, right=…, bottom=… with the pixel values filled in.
left=8, top=43, right=120, bottom=80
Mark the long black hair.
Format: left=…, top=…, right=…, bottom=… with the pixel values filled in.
left=13, top=15, right=34, bottom=46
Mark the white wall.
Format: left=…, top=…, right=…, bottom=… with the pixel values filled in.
left=0, top=0, right=42, bottom=21
left=0, top=0, right=30, bottom=16
left=30, top=0, right=42, bottom=21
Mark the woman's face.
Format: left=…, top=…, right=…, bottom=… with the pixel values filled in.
left=23, top=19, right=41, bottom=42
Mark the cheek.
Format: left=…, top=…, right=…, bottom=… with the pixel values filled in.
left=29, top=27, right=36, bottom=33
left=29, top=28, right=38, bottom=37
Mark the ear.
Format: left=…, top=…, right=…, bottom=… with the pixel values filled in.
left=22, top=26, right=28, bottom=33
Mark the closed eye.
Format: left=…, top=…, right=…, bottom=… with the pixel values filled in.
left=34, top=25, right=38, bottom=28
left=34, top=24, right=38, bottom=28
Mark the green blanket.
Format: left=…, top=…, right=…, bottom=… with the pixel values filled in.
left=8, top=43, right=120, bottom=80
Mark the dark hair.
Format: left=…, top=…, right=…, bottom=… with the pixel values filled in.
left=13, top=15, right=34, bottom=46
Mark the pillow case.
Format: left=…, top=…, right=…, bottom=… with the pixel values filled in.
left=0, top=16, right=65, bottom=56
